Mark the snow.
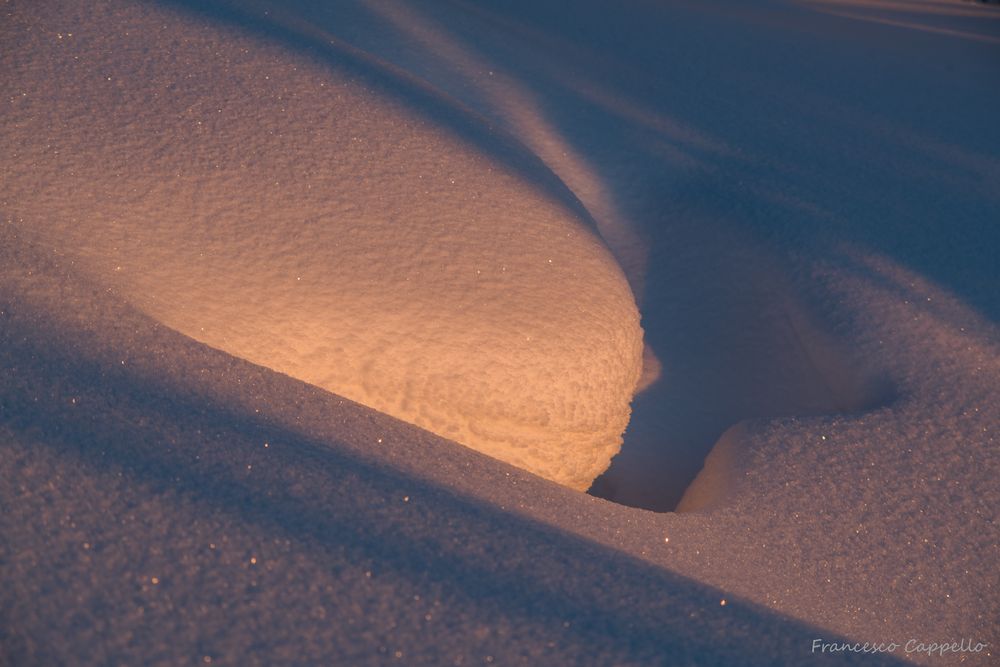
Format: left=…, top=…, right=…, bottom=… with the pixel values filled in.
left=1, top=0, right=643, bottom=491
left=2, top=0, right=999, bottom=664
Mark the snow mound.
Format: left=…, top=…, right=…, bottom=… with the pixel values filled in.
left=1, top=0, right=643, bottom=490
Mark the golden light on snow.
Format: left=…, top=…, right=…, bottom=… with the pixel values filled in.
left=1, top=0, right=998, bottom=662
left=3, top=15, right=645, bottom=490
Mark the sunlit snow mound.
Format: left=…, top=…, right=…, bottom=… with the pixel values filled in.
left=1, top=0, right=643, bottom=490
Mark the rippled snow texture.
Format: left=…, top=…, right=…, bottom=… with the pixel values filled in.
left=1, top=1, right=644, bottom=490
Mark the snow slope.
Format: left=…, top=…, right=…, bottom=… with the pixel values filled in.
left=2, top=0, right=998, bottom=665
left=1, top=224, right=898, bottom=666
left=1, top=0, right=643, bottom=491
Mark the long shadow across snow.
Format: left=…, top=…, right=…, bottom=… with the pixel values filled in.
left=0, top=241, right=907, bottom=666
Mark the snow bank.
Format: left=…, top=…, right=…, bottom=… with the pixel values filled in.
left=1, top=0, right=643, bottom=490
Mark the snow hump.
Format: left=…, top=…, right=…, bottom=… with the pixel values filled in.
left=2, top=0, right=644, bottom=490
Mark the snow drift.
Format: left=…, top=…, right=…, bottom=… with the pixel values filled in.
left=1, top=0, right=643, bottom=490
left=3, top=0, right=999, bottom=664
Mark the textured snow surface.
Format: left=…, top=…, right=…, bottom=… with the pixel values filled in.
left=3, top=0, right=999, bottom=665
left=1, top=234, right=899, bottom=667
left=1, top=0, right=643, bottom=491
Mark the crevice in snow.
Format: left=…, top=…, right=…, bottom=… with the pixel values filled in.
left=590, top=242, right=898, bottom=512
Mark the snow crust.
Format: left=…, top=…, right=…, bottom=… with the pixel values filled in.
left=1, top=0, right=643, bottom=490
